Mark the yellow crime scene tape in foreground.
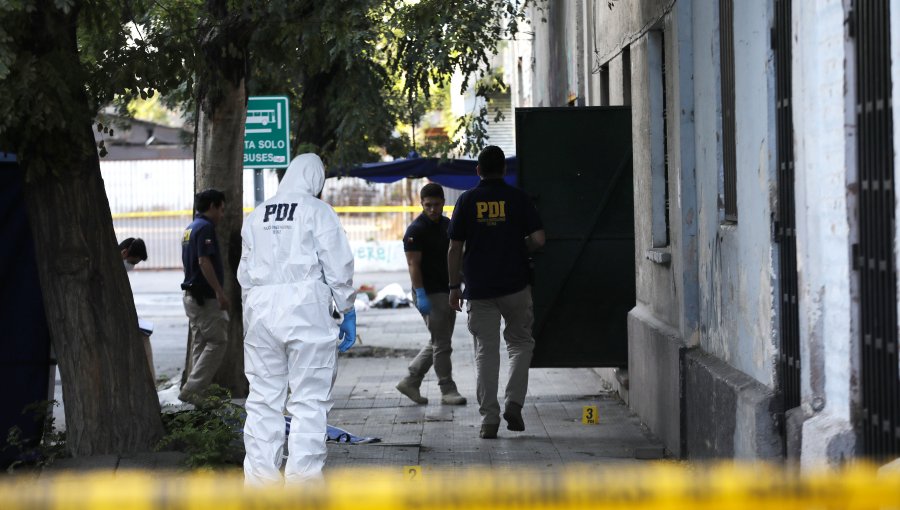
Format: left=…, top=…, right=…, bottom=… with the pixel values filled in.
left=110, top=205, right=454, bottom=219
left=0, top=463, right=898, bottom=510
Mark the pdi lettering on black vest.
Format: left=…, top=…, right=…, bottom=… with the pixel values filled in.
left=263, top=203, right=298, bottom=222
left=476, top=201, right=506, bottom=219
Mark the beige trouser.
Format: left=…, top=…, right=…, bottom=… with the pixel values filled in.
left=180, top=292, right=229, bottom=400
left=142, top=334, right=156, bottom=382
left=466, top=287, right=535, bottom=426
left=405, top=291, right=458, bottom=393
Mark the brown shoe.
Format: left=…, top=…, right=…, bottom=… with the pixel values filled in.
left=503, top=402, right=525, bottom=431
left=479, top=423, right=499, bottom=439
left=396, top=379, right=428, bottom=404
left=440, top=391, right=467, bottom=405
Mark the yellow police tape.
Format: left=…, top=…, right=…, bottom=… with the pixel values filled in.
left=110, top=205, right=453, bottom=219
left=1, top=463, right=898, bottom=510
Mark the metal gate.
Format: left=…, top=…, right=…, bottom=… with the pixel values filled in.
left=516, top=107, right=634, bottom=367
left=852, top=0, right=900, bottom=459
left=773, top=0, right=801, bottom=415
left=719, top=0, right=737, bottom=221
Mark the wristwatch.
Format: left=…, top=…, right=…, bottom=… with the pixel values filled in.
left=449, top=284, right=461, bottom=290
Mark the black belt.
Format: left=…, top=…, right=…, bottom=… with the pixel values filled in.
left=181, top=283, right=213, bottom=305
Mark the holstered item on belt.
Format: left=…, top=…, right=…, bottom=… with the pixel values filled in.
left=527, top=256, right=535, bottom=287
left=180, top=283, right=206, bottom=306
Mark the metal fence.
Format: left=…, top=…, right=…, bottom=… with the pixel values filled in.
left=852, top=0, right=900, bottom=459
left=102, top=160, right=464, bottom=269
left=774, top=0, right=801, bottom=417
left=719, top=0, right=737, bottom=222
left=104, top=159, right=195, bottom=269
left=103, top=159, right=280, bottom=269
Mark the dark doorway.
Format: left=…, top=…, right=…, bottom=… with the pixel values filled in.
left=516, top=107, right=634, bottom=367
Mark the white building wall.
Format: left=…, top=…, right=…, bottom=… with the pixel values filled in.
left=590, top=0, right=693, bottom=456
left=607, top=52, right=625, bottom=106
left=509, top=28, right=535, bottom=109
left=570, top=0, right=587, bottom=105
left=672, top=0, right=698, bottom=344
left=516, top=0, right=898, bottom=464
left=582, top=0, right=782, bottom=458
left=633, top=29, right=679, bottom=328
left=792, top=0, right=859, bottom=467
left=582, top=0, right=602, bottom=105
left=529, top=1, right=570, bottom=106
left=693, top=0, right=779, bottom=387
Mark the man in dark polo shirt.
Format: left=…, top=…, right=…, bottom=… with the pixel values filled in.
left=396, top=183, right=467, bottom=406
left=448, top=145, right=545, bottom=439
left=179, top=188, right=229, bottom=404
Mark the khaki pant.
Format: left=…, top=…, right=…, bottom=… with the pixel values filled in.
left=466, top=287, right=535, bottom=426
left=142, top=334, right=156, bottom=382
left=406, top=291, right=458, bottom=393
left=180, top=292, right=229, bottom=401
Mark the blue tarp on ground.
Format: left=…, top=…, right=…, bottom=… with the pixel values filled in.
left=337, top=155, right=518, bottom=191
left=282, top=416, right=381, bottom=445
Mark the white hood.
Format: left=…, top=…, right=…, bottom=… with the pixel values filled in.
left=238, top=151, right=356, bottom=314
left=279, top=153, right=325, bottom=197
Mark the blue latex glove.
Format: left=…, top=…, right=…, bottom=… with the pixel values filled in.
left=338, top=308, right=357, bottom=352
left=414, top=288, right=431, bottom=315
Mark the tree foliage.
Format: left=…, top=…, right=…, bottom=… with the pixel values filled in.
left=0, top=0, right=168, bottom=172
left=1, top=0, right=529, bottom=169
left=136, top=0, right=529, bottom=167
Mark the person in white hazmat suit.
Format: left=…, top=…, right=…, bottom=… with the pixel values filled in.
left=238, top=153, right=357, bottom=485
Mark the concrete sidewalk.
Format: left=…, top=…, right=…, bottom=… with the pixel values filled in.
left=328, top=306, right=664, bottom=470
left=47, top=270, right=664, bottom=472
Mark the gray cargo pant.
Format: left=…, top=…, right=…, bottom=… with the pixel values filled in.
left=405, top=291, right=459, bottom=393
left=180, top=292, right=229, bottom=401
left=466, top=287, right=535, bottom=426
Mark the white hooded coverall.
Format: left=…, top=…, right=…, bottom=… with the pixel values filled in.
left=238, top=154, right=356, bottom=485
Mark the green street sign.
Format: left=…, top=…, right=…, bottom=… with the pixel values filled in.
left=243, top=96, right=290, bottom=169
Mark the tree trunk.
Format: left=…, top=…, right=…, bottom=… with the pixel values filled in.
left=194, top=81, right=249, bottom=397
left=17, top=3, right=163, bottom=456
left=189, top=6, right=253, bottom=397
left=23, top=132, right=165, bottom=455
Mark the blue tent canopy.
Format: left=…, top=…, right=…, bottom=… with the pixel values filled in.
left=336, top=155, right=517, bottom=191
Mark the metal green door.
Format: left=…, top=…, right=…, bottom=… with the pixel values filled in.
left=516, top=107, right=634, bottom=367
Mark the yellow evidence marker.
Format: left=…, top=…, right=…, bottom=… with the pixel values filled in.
left=404, top=465, right=423, bottom=481
left=582, top=405, right=599, bottom=425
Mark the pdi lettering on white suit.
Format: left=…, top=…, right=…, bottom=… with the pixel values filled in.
left=262, top=203, right=298, bottom=222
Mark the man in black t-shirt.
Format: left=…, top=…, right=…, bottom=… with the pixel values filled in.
left=396, top=183, right=467, bottom=406
left=448, top=146, right=545, bottom=439
left=179, top=188, right=230, bottom=404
